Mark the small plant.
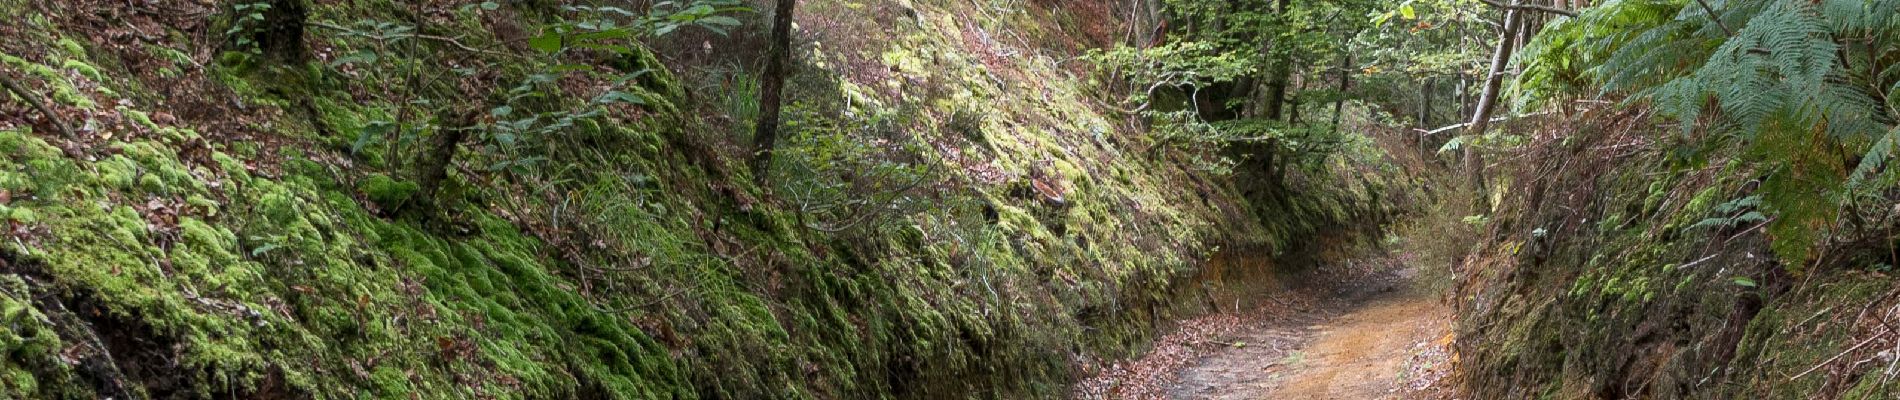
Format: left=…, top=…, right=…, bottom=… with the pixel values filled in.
left=770, top=105, right=938, bottom=233
left=223, top=2, right=274, bottom=55
left=1690, top=195, right=1767, bottom=231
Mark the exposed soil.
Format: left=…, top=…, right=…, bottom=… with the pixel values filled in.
left=1253, top=288, right=1449, bottom=399
left=1077, top=254, right=1457, bottom=400
left=1169, top=265, right=1453, bottom=400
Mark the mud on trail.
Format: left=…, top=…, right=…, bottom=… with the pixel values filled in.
left=1074, top=254, right=1457, bottom=400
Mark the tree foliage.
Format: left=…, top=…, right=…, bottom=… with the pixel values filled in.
left=1517, top=0, right=1900, bottom=265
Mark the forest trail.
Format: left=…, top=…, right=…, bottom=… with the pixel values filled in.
left=1163, top=267, right=1454, bottom=400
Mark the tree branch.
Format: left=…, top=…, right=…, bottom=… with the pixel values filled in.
left=0, top=72, right=75, bottom=139
left=309, top=21, right=520, bottom=58
left=1415, top=111, right=1557, bottom=136
left=1476, top=0, right=1577, bottom=17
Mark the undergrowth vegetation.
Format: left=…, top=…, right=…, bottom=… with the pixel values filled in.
left=1456, top=0, right=1900, bottom=398
left=0, top=0, right=1411, bottom=398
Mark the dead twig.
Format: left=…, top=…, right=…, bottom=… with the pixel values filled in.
left=0, top=71, right=75, bottom=138
left=309, top=21, right=521, bottom=59
left=1476, top=0, right=1577, bottom=18
left=1790, top=328, right=1894, bottom=382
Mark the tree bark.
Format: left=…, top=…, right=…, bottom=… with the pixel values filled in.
left=0, top=72, right=74, bottom=139
left=1464, top=5, right=1524, bottom=192
left=1264, top=0, right=1294, bottom=121
left=1330, top=48, right=1354, bottom=133
left=417, top=111, right=477, bottom=207
left=256, top=0, right=309, bottom=62
left=751, top=0, right=798, bottom=181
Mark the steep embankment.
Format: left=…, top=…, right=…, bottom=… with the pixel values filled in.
left=0, top=1, right=1397, bottom=398
left=1454, top=108, right=1900, bottom=399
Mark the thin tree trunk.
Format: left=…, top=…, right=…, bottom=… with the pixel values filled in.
left=1330, top=51, right=1353, bottom=133
left=1264, top=0, right=1294, bottom=121
left=1265, top=68, right=1289, bottom=121
left=751, top=0, right=798, bottom=181
left=257, top=0, right=309, bottom=62
left=1419, top=78, right=1434, bottom=128
left=0, top=72, right=74, bottom=139
left=1289, top=77, right=1304, bottom=124
left=1464, top=5, right=1524, bottom=193
left=417, top=111, right=477, bottom=207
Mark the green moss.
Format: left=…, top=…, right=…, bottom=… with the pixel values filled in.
left=0, top=2, right=1410, bottom=399
left=53, top=38, right=85, bottom=60
left=358, top=174, right=419, bottom=210
left=58, top=59, right=100, bottom=82
left=0, top=54, right=94, bottom=109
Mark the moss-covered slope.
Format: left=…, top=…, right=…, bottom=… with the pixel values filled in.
left=1454, top=108, right=1900, bottom=399
left=0, top=0, right=1398, bottom=398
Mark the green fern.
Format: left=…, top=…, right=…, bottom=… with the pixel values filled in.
left=1520, top=0, right=1900, bottom=266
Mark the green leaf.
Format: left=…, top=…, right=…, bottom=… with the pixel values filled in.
left=352, top=121, right=394, bottom=155
left=699, top=15, right=742, bottom=27
left=1399, top=4, right=1416, bottom=20
left=480, top=1, right=499, bottom=10
left=1732, top=277, right=1758, bottom=288
left=594, top=91, right=647, bottom=105
left=251, top=243, right=283, bottom=257
left=550, top=64, right=596, bottom=73
left=1438, top=135, right=1467, bottom=154
left=528, top=31, right=564, bottom=53
left=328, top=50, right=379, bottom=68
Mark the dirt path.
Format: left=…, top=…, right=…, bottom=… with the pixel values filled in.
left=1165, top=272, right=1454, bottom=400
left=1261, top=291, right=1447, bottom=399
left=1073, top=258, right=1456, bottom=400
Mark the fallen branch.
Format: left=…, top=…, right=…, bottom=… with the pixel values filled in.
left=1415, top=111, right=1557, bottom=136
left=309, top=21, right=519, bottom=59
left=1790, top=328, right=1892, bottom=382
left=0, top=72, right=75, bottom=138
left=1476, top=0, right=1577, bottom=17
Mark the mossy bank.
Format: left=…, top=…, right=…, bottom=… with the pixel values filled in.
left=1454, top=109, right=1900, bottom=399
left=0, top=0, right=1402, bottom=399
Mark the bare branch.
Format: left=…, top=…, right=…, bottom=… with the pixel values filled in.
left=1476, top=0, right=1577, bottom=17
left=0, top=72, right=75, bottom=139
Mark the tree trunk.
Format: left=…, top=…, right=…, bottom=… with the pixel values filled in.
left=256, top=0, right=309, bottom=62
left=1464, top=5, right=1524, bottom=194
left=751, top=0, right=798, bottom=181
left=1419, top=78, right=1434, bottom=128
left=1134, top=0, right=1164, bottom=47
left=1288, top=78, right=1305, bottom=124
left=417, top=111, right=477, bottom=207
left=1265, top=67, right=1289, bottom=121
left=1264, top=0, right=1294, bottom=121
left=1330, top=49, right=1354, bottom=133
